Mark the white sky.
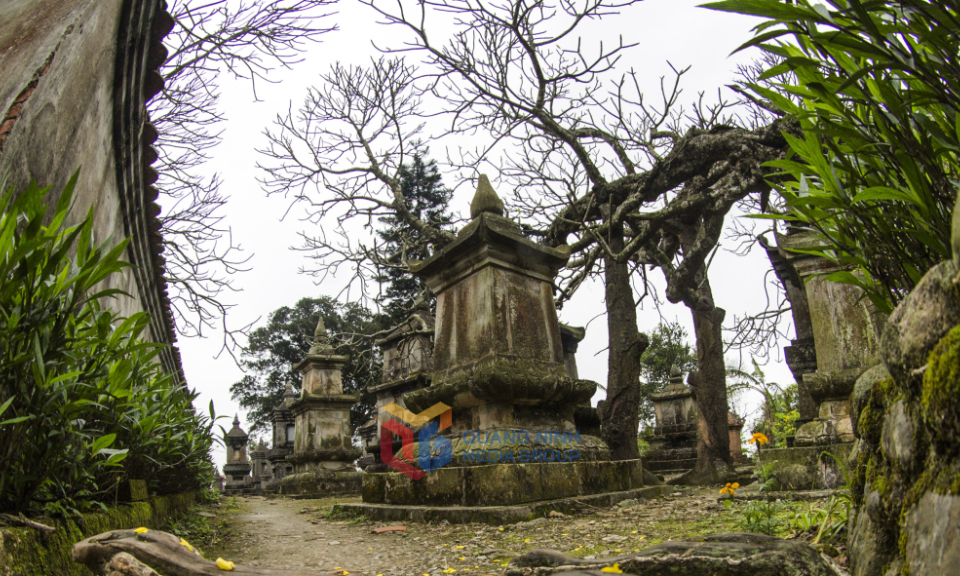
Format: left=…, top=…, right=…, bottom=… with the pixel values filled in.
left=165, top=0, right=795, bottom=469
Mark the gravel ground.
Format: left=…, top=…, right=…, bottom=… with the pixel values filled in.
left=205, top=488, right=793, bottom=576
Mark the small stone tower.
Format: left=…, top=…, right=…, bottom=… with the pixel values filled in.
left=223, top=415, right=251, bottom=491
left=279, top=316, right=363, bottom=495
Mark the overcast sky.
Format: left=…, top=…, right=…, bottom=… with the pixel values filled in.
left=164, top=0, right=795, bottom=469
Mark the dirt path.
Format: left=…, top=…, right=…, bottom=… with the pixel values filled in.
left=207, top=489, right=783, bottom=576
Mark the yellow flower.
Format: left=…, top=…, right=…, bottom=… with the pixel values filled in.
left=524, top=538, right=531, bottom=543
left=631, top=530, right=637, bottom=534
left=215, top=558, right=234, bottom=571
left=720, top=482, right=738, bottom=496
left=179, top=538, right=194, bottom=553
left=133, top=527, right=148, bottom=534
left=498, top=526, right=504, bottom=531
left=634, top=548, right=639, bottom=552
left=749, top=432, right=769, bottom=445
left=600, top=563, right=623, bottom=573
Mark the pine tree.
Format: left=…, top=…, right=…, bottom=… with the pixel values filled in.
left=375, top=155, right=453, bottom=324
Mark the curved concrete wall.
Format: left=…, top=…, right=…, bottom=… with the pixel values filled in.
left=0, top=0, right=184, bottom=383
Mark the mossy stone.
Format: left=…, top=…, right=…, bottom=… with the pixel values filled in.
left=469, top=174, right=505, bottom=219
left=921, top=325, right=960, bottom=450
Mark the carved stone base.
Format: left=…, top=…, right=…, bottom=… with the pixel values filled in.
left=361, top=459, right=644, bottom=507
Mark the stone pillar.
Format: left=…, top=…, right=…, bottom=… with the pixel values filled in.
left=357, top=176, right=647, bottom=512
left=223, top=415, right=251, bottom=491
left=286, top=318, right=361, bottom=473
left=404, top=175, right=598, bottom=450
left=363, top=301, right=435, bottom=472
left=267, top=383, right=296, bottom=484
left=775, top=231, right=884, bottom=446
left=761, top=234, right=817, bottom=422
left=250, top=440, right=271, bottom=490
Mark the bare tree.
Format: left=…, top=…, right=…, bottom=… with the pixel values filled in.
left=261, top=0, right=791, bottom=482
left=151, top=0, right=338, bottom=356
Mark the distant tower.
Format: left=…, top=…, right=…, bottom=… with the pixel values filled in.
left=279, top=315, right=361, bottom=494
left=250, top=439, right=271, bottom=490
left=223, top=415, right=251, bottom=491
left=268, top=382, right=297, bottom=484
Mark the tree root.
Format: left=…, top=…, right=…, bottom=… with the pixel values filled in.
left=72, top=529, right=328, bottom=576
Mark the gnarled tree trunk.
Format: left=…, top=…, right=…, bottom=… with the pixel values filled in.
left=673, top=276, right=735, bottom=485
left=599, top=225, right=649, bottom=461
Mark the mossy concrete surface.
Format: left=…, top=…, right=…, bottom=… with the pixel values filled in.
left=759, top=443, right=853, bottom=491
left=335, top=485, right=679, bottom=525
left=362, top=459, right=644, bottom=506
left=277, top=470, right=362, bottom=498
left=0, top=492, right=194, bottom=576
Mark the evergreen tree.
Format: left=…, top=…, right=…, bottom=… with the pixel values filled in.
left=638, top=320, right=698, bottom=430
left=376, top=155, right=453, bottom=324
left=230, top=297, right=385, bottom=435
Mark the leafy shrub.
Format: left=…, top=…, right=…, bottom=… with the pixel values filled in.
left=707, top=0, right=960, bottom=313
left=0, top=174, right=216, bottom=515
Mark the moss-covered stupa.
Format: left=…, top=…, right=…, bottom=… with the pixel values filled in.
left=350, top=176, right=653, bottom=520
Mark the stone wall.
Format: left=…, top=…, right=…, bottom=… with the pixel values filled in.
left=846, top=203, right=960, bottom=576
left=0, top=0, right=183, bottom=383
left=0, top=492, right=194, bottom=576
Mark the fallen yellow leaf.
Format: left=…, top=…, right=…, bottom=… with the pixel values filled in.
left=133, top=527, right=148, bottom=534
left=215, top=558, right=234, bottom=571
left=179, top=538, right=194, bottom=553
left=600, top=563, right=623, bottom=573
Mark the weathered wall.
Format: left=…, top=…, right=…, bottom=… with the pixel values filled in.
left=0, top=0, right=183, bottom=382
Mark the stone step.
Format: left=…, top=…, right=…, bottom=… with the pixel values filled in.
left=333, top=486, right=688, bottom=525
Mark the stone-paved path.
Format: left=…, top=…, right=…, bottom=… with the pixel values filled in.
left=207, top=489, right=782, bottom=576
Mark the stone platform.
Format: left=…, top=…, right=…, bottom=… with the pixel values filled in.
left=361, top=459, right=645, bottom=507
left=759, top=443, right=854, bottom=490
left=277, top=470, right=362, bottom=498
left=335, top=485, right=680, bottom=524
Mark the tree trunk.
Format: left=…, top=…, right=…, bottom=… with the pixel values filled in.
left=675, top=276, right=735, bottom=485
left=599, top=224, right=649, bottom=461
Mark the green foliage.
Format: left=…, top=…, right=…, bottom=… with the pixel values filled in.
left=753, top=459, right=779, bottom=493
left=787, top=453, right=852, bottom=545
left=638, top=320, right=697, bottom=428
left=230, top=297, right=385, bottom=434
left=723, top=499, right=787, bottom=536
left=0, top=175, right=216, bottom=515
left=728, top=359, right=797, bottom=447
left=376, top=155, right=453, bottom=323
left=706, top=0, right=960, bottom=313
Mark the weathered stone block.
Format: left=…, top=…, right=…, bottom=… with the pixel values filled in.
left=881, top=261, right=960, bottom=386
left=904, top=492, right=960, bottom=576
left=361, top=473, right=386, bottom=503
left=759, top=444, right=853, bottom=490
left=880, top=400, right=915, bottom=471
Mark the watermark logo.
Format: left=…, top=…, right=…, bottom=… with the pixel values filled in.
left=379, top=403, right=583, bottom=480
left=379, top=402, right=453, bottom=480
